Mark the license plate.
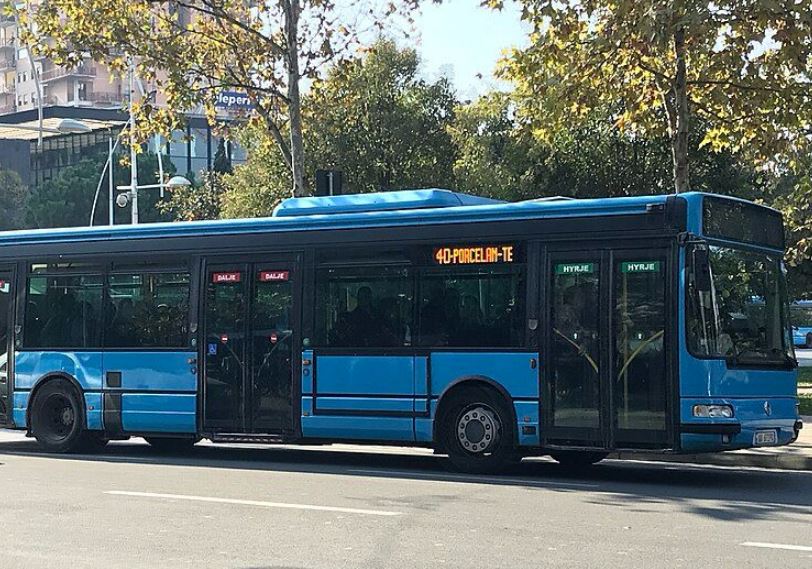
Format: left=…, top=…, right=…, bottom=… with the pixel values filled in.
left=754, top=430, right=777, bottom=446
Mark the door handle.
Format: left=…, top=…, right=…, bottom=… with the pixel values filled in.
left=530, top=358, right=538, bottom=369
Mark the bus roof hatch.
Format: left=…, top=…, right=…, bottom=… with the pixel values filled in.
left=272, top=188, right=505, bottom=217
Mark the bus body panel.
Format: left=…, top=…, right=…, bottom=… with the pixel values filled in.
left=313, top=354, right=415, bottom=398
left=120, top=393, right=197, bottom=433
left=103, top=352, right=197, bottom=392
left=14, top=351, right=104, bottom=391
left=85, top=392, right=103, bottom=430
left=429, top=352, right=539, bottom=399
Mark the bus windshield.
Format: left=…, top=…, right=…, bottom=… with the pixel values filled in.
left=687, top=245, right=792, bottom=365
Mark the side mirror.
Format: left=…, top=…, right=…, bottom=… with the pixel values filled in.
left=692, top=247, right=712, bottom=291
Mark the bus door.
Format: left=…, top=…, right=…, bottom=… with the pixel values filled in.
left=542, top=247, right=673, bottom=449
left=203, top=260, right=300, bottom=434
left=0, top=267, right=14, bottom=426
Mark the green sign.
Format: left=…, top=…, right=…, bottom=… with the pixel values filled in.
left=555, top=262, right=595, bottom=275
left=621, top=261, right=660, bottom=273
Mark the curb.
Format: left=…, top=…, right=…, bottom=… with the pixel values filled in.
left=609, top=450, right=812, bottom=471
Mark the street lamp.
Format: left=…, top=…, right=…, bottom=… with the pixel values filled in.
left=115, top=174, right=192, bottom=209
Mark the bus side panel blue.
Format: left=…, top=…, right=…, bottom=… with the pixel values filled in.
left=415, top=357, right=428, bottom=397
left=315, top=355, right=414, bottom=395
left=120, top=394, right=196, bottom=433
left=430, top=352, right=539, bottom=399
left=12, top=391, right=28, bottom=427
left=514, top=401, right=540, bottom=446
left=14, top=351, right=103, bottom=391
left=415, top=400, right=438, bottom=443
left=84, top=393, right=103, bottom=430
left=301, top=415, right=414, bottom=441
left=103, top=352, right=197, bottom=391
left=316, top=397, right=413, bottom=413
left=679, top=355, right=797, bottom=399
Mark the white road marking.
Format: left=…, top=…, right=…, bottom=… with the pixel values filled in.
left=347, top=469, right=600, bottom=488
left=741, top=542, right=812, bottom=552
left=105, top=491, right=403, bottom=517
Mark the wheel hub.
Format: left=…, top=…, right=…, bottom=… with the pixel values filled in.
left=456, top=406, right=499, bottom=454
left=61, top=407, right=74, bottom=426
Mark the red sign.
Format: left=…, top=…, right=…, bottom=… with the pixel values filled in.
left=212, top=271, right=242, bottom=284
left=258, top=270, right=289, bottom=282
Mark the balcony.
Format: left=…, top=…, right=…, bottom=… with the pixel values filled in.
left=0, top=55, right=15, bottom=70
left=39, top=64, right=97, bottom=83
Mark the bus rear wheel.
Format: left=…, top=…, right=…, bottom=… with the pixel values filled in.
left=550, top=451, right=608, bottom=468
left=145, top=436, right=200, bottom=453
left=31, top=379, right=94, bottom=453
left=440, top=387, right=517, bottom=474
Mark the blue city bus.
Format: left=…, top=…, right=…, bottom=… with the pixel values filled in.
left=791, top=301, right=812, bottom=348
left=0, top=189, right=802, bottom=472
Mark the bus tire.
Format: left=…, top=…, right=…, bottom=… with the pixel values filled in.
left=80, top=431, right=109, bottom=452
left=439, top=386, right=517, bottom=474
left=30, top=379, right=89, bottom=453
left=550, top=451, right=608, bottom=468
left=144, top=436, right=200, bottom=453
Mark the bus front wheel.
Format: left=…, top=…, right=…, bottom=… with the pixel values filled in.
left=440, top=387, right=517, bottom=474
left=31, top=379, right=96, bottom=453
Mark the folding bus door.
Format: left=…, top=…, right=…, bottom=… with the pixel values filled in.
left=541, top=246, right=674, bottom=450
left=203, top=260, right=300, bottom=434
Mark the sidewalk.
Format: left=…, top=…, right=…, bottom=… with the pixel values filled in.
left=612, top=416, right=812, bottom=471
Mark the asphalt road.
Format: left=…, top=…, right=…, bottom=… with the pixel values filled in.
left=1, top=431, right=810, bottom=569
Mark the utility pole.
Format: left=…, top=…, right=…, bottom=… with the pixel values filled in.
left=128, top=59, right=139, bottom=224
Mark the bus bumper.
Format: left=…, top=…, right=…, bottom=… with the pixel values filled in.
left=679, top=397, right=800, bottom=453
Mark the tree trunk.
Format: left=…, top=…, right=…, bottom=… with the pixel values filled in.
left=286, top=0, right=306, bottom=197
left=671, top=26, right=690, bottom=194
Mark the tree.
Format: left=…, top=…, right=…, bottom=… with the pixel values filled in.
left=219, top=125, right=292, bottom=219
left=158, top=171, right=226, bottom=221
left=0, top=169, right=28, bottom=230
left=29, top=0, right=420, bottom=197
left=26, top=152, right=172, bottom=228
left=306, top=39, right=458, bottom=193
left=500, top=1, right=812, bottom=193
left=451, top=93, right=766, bottom=202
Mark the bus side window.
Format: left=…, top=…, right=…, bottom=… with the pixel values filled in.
left=314, top=266, right=414, bottom=348
left=105, top=272, right=191, bottom=348
left=24, top=274, right=104, bottom=349
left=418, top=266, right=525, bottom=348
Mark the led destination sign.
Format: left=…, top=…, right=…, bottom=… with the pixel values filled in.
left=434, top=244, right=515, bottom=265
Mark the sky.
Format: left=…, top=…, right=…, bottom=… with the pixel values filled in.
left=411, top=0, right=530, bottom=100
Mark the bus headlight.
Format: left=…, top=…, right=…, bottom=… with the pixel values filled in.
left=693, top=404, right=734, bottom=418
